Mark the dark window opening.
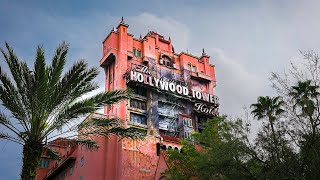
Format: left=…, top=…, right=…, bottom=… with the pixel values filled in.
left=156, top=143, right=161, bottom=156
left=130, top=113, right=147, bottom=125
left=130, top=99, right=147, bottom=110
left=162, top=55, right=172, bottom=67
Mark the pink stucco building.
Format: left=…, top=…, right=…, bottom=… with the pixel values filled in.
left=36, top=17, right=219, bottom=180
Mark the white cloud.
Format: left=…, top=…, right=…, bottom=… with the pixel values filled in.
left=211, top=48, right=269, bottom=116
left=127, top=13, right=191, bottom=52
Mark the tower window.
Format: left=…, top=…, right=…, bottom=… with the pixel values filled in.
left=130, top=99, right=147, bottom=110
left=130, top=113, right=147, bottom=125
left=133, top=48, right=142, bottom=58
left=162, top=55, right=172, bottom=67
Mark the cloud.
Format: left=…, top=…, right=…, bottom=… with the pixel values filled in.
left=127, top=13, right=191, bottom=52
left=211, top=48, right=269, bottom=116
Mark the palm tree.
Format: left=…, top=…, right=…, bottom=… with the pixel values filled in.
left=289, top=80, right=319, bottom=117
left=0, top=42, right=144, bottom=180
left=251, top=96, right=285, bottom=175
left=289, top=80, right=320, bottom=146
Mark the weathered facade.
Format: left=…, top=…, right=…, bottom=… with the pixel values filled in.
left=36, top=18, right=219, bottom=180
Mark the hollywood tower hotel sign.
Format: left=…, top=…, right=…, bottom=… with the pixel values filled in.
left=129, top=65, right=219, bottom=116
left=35, top=18, right=220, bottom=180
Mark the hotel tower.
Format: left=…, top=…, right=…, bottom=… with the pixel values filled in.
left=36, top=17, right=219, bottom=180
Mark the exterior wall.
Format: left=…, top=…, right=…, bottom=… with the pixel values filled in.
left=37, top=19, right=218, bottom=180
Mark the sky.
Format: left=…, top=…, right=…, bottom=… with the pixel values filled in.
left=1, top=0, right=320, bottom=179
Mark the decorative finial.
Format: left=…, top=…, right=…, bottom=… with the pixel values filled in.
left=139, top=34, right=142, bottom=39
left=121, top=16, right=124, bottom=23
left=111, top=26, right=115, bottom=32
left=202, top=48, right=206, bottom=56
left=169, top=36, right=171, bottom=41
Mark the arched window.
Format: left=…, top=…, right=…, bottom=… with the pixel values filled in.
left=162, top=55, right=172, bottom=67
left=174, top=147, right=179, bottom=151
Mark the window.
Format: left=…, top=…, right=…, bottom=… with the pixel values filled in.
left=184, top=132, right=192, bottom=140
left=162, top=56, right=172, bottom=67
left=43, top=160, right=47, bottom=168
left=80, top=176, right=83, bottom=180
left=130, top=85, right=147, bottom=97
left=80, top=156, right=84, bottom=167
left=192, top=65, right=197, bottom=72
left=183, top=118, right=192, bottom=127
left=109, top=67, right=113, bottom=84
left=39, top=159, right=49, bottom=168
left=130, top=113, right=147, bottom=125
left=133, top=48, right=142, bottom=58
left=130, top=99, right=147, bottom=110
left=70, top=166, right=73, bottom=175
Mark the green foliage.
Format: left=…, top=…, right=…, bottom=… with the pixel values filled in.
left=165, top=117, right=257, bottom=180
left=0, top=42, right=144, bottom=179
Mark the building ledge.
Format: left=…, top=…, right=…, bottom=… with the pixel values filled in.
left=45, top=156, right=76, bottom=180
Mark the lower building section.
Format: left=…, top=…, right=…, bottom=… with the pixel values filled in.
left=36, top=123, right=182, bottom=180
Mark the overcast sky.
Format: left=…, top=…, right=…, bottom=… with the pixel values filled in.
left=1, top=0, right=320, bottom=178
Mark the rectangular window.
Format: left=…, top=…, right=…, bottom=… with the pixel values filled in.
left=130, top=99, right=147, bottom=110
left=184, top=132, right=192, bottom=140
left=130, top=113, right=147, bottom=125
left=43, top=160, right=47, bottom=168
left=183, top=118, right=192, bottom=127
left=133, top=49, right=137, bottom=56
left=133, top=49, right=142, bottom=58
left=137, top=50, right=142, bottom=58
left=109, top=66, right=113, bottom=84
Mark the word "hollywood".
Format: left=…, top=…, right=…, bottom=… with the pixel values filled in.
left=130, top=71, right=219, bottom=105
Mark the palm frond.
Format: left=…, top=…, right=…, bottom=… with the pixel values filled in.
left=78, top=117, right=146, bottom=140
left=0, top=132, right=23, bottom=145
left=45, top=146, right=61, bottom=160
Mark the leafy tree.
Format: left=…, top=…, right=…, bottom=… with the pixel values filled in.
left=0, top=42, right=144, bottom=180
left=164, top=116, right=257, bottom=180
